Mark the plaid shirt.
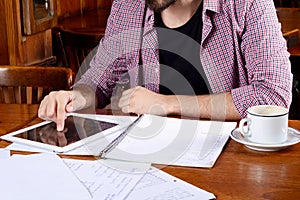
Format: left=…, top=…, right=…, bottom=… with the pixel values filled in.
left=77, top=0, right=292, bottom=117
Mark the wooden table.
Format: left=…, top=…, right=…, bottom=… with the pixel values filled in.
left=289, top=44, right=300, bottom=56
left=57, top=8, right=110, bottom=34
left=0, top=104, right=300, bottom=199
left=0, top=104, right=39, bottom=135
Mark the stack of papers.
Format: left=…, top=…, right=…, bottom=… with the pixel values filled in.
left=1, top=114, right=236, bottom=199
left=6, top=114, right=237, bottom=168
left=0, top=153, right=215, bottom=200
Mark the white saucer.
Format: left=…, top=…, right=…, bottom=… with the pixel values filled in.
left=230, top=127, right=300, bottom=152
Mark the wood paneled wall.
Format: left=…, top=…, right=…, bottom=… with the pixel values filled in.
left=0, top=0, right=111, bottom=66
left=0, top=0, right=55, bottom=65
left=0, top=1, right=9, bottom=64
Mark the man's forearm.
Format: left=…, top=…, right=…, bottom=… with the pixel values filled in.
left=165, top=92, right=241, bottom=120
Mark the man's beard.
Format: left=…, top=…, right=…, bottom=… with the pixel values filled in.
left=146, top=0, right=177, bottom=12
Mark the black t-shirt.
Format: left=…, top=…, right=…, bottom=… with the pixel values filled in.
left=155, top=3, right=210, bottom=95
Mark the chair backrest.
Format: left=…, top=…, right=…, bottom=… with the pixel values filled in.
left=53, top=28, right=104, bottom=79
left=283, top=29, right=299, bottom=48
left=290, top=74, right=300, bottom=119
left=0, top=65, right=73, bottom=104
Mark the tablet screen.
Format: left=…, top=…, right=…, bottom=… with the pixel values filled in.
left=13, top=116, right=118, bottom=147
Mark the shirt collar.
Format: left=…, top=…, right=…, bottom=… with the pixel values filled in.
left=145, top=0, right=221, bottom=25
left=203, top=0, right=221, bottom=14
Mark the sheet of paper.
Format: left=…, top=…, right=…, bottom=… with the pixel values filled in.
left=61, top=159, right=214, bottom=200
left=0, top=153, right=91, bottom=200
left=126, top=167, right=215, bottom=200
left=105, top=115, right=236, bottom=168
left=63, top=158, right=150, bottom=200
left=0, top=148, right=10, bottom=159
left=171, top=120, right=235, bottom=167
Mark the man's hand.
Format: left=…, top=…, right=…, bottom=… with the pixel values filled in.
left=118, top=86, right=171, bottom=115
left=38, top=85, right=96, bottom=131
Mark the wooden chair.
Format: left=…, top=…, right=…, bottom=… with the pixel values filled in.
left=283, top=29, right=300, bottom=119
left=274, top=0, right=300, bottom=7
left=53, top=27, right=104, bottom=79
left=283, top=28, right=299, bottom=48
left=0, top=65, right=73, bottom=104
left=290, top=74, right=300, bottom=119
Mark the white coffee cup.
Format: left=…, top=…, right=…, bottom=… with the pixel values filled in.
left=239, top=105, right=289, bottom=144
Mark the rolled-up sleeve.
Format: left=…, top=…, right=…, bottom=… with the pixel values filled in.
left=231, top=0, right=292, bottom=117
left=75, top=0, right=131, bottom=107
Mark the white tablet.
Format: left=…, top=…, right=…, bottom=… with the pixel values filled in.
left=0, top=114, right=122, bottom=153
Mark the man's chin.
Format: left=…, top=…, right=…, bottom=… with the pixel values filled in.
left=146, top=0, right=177, bottom=13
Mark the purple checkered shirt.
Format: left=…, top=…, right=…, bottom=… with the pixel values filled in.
left=77, top=0, right=292, bottom=117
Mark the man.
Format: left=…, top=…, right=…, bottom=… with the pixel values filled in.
left=39, top=0, right=292, bottom=131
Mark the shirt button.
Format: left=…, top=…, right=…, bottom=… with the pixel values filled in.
left=155, top=68, right=159, bottom=73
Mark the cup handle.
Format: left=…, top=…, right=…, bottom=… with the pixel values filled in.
left=239, top=118, right=251, bottom=137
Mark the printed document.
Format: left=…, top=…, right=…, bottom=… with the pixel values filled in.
left=63, top=159, right=215, bottom=200
left=126, top=167, right=215, bottom=200
left=63, top=158, right=150, bottom=200
left=101, top=114, right=236, bottom=168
